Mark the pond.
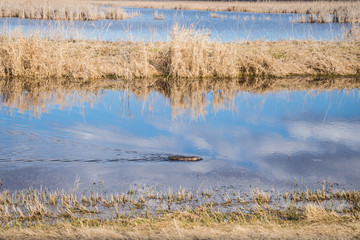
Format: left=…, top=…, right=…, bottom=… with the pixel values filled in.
left=0, top=77, right=359, bottom=193
left=0, top=7, right=352, bottom=41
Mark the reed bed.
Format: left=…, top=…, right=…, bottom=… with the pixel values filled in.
left=93, top=0, right=360, bottom=23
left=0, top=184, right=359, bottom=239
left=2, top=0, right=359, bottom=23
left=0, top=0, right=138, bottom=21
left=0, top=25, right=359, bottom=80
left=1, top=77, right=359, bottom=119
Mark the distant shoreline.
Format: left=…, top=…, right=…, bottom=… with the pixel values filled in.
left=91, top=0, right=360, bottom=23
left=1, top=0, right=359, bottom=23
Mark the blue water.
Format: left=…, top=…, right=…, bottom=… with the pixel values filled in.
left=0, top=7, right=351, bottom=41
left=0, top=79, right=359, bottom=191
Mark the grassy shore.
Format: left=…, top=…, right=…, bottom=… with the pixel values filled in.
left=1, top=26, right=359, bottom=80
left=0, top=0, right=138, bottom=21
left=2, top=220, right=360, bottom=239
left=92, top=0, right=360, bottom=23
left=0, top=185, right=359, bottom=239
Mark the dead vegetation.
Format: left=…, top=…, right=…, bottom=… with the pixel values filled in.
left=209, top=12, right=227, bottom=19
left=1, top=222, right=360, bottom=240
left=0, top=184, right=359, bottom=239
left=1, top=0, right=359, bottom=23
left=92, top=0, right=360, bottom=23
left=0, top=0, right=139, bottom=21
left=154, top=11, right=164, bottom=20
left=0, top=25, right=359, bottom=80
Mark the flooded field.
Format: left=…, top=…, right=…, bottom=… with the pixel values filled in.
left=0, top=7, right=353, bottom=41
left=0, top=3, right=360, bottom=237
left=0, top=77, right=359, bottom=194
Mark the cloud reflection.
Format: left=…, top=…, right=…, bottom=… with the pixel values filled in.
left=288, top=121, right=360, bottom=147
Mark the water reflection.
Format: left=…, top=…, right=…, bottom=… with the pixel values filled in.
left=0, top=77, right=359, bottom=191
left=1, top=77, right=359, bottom=118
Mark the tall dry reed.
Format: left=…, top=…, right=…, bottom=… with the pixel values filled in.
left=0, top=25, right=359, bottom=80
left=0, top=0, right=136, bottom=20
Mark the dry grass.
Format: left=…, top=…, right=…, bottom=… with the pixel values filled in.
left=2, top=0, right=359, bottom=23
left=92, top=0, right=360, bottom=23
left=1, top=76, right=359, bottom=119
left=297, top=7, right=360, bottom=23
left=0, top=185, right=359, bottom=239
left=209, top=12, right=227, bottom=19
left=342, top=23, right=360, bottom=41
left=1, top=222, right=360, bottom=239
left=1, top=25, right=359, bottom=80
left=154, top=11, right=164, bottom=20
left=0, top=0, right=138, bottom=21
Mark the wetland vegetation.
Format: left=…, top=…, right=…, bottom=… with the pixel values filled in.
left=1, top=144, right=360, bottom=237
left=1, top=25, right=359, bottom=80
left=3, top=0, right=360, bottom=23
left=0, top=0, right=139, bottom=20
left=94, top=0, right=360, bottom=23
left=1, top=1, right=360, bottom=239
left=0, top=182, right=360, bottom=239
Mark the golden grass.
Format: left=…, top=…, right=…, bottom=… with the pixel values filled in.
left=0, top=0, right=138, bottom=21
left=2, top=0, right=359, bottom=23
left=91, top=0, right=360, bottom=23
left=1, top=76, right=359, bottom=119
left=0, top=185, right=359, bottom=239
left=1, top=25, right=359, bottom=80
left=1, top=221, right=360, bottom=239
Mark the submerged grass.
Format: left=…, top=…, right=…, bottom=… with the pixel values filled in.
left=0, top=25, right=359, bottom=80
left=0, top=184, right=359, bottom=239
left=94, top=0, right=360, bottom=23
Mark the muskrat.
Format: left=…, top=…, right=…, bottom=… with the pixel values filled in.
left=168, top=155, right=202, bottom=161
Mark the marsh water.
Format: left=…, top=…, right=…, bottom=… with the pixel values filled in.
left=0, top=7, right=352, bottom=41
left=0, top=7, right=359, bottom=193
left=0, top=78, right=359, bottom=192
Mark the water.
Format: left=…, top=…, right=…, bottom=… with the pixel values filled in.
left=0, top=7, right=351, bottom=41
left=0, top=78, right=359, bottom=192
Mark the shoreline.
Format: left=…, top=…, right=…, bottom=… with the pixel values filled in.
left=91, top=0, right=360, bottom=23
left=1, top=29, right=359, bottom=80
left=1, top=221, right=359, bottom=239
left=0, top=185, right=359, bottom=239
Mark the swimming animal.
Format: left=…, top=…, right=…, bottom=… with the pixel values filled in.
left=168, top=155, right=202, bottom=161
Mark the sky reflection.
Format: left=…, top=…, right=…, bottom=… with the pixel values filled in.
left=0, top=81, right=359, bottom=191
